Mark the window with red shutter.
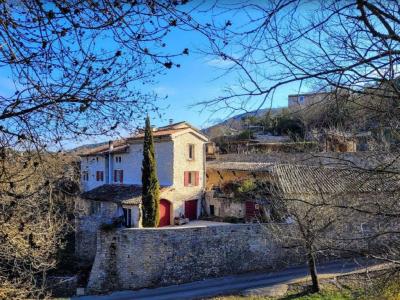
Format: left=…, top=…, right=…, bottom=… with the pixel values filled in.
left=184, top=171, right=200, bottom=186
left=184, top=171, right=189, bottom=186
left=96, top=171, right=103, bottom=181
left=114, top=170, right=117, bottom=182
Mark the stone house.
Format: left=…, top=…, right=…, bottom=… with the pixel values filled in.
left=205, top=160, right=400, bottom=224
left=75, top=121, right=208, bottom=262
left=288, top=91, right=332, bottom=108
left=205, top=161, right=273, bottom=221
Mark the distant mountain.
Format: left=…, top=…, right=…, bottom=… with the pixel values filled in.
left=69, top=141, right=108, bottom=154
left=203, top=107, right=285, bottom=138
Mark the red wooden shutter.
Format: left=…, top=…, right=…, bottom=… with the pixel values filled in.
left=120, top=170, right=124, bottom=183
left=100, top=171, right=103, bottom=181
left=195, top=171, right=199, bottom=186
left=114, top=170, right=117, bottom=182
left=96, top=171, right=98, bottom=181
left=184, top=171, right=189, bottom=186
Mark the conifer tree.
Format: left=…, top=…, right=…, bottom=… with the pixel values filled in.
left=141, top=116, right=160, bottom=227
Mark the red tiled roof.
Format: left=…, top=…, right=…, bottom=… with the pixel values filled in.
left=79, top=121, right=207, bottom=156
left=128, top=128, right=188, bottom=140
left=80, top=140, right=128, bottom=156
left=81, top=184, right=170, bottom=205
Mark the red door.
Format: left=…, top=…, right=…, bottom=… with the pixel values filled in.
left=185, top=199, right=198, bottom=220
left=159, top=199, right=171, bottom=227
left=245, top=201, right=256, bottom=219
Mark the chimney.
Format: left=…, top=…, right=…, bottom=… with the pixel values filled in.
left=169, top=119, right=173, bottom=125
left=109, top=140, right=114, bottom=151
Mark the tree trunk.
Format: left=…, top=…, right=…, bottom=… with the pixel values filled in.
left=307, top=250, right=320, bottom=293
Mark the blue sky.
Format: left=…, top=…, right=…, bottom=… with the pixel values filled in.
left=0, top=2, right=310, bottom=148
left=143, top=8, right=298, bottom=130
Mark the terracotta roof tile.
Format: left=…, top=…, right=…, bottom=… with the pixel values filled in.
left=207, top=161, right=273, bottom=172
left=81, top=184, right=142, bottom=204
left=81, top=184, right=170, bottom=205
left=272, top=164, right=400, bottom=194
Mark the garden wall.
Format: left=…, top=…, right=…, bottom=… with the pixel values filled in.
left=86, top=223, right=302, bottom=293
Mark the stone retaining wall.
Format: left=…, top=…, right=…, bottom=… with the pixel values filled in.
left=87, top=224, right=302, bottom=293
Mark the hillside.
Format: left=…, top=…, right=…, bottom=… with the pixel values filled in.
left=203, top=107, right=285, bottom=138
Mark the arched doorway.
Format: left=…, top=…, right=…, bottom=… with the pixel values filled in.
left=159, top=199, right=171, bottom=227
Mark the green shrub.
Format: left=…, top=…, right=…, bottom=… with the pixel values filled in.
left=237, top=179, right=256, bottom=194
left=236, top=130, right=255, bottom=140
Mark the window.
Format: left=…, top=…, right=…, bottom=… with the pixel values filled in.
left=184, top=171, right=199, bottom=186
left=114, top=169, right=124, bottom=183
left=82, top=171, right=89, bottom=181
left=96, top=157, right=99, bottom=162
left=298, top=95, right=305, bottom=104
left=188, top=144, right=195, bottom=160
left=96, top=171, right=104, bottom=181
left=115, top=156, right=122, bottom=163
left=209, top=205, right=215, bottom=216
left=123, top=208, right=132, bottom=227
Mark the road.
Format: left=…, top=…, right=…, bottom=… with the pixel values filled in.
left=74, top=259, right=383, bottom=300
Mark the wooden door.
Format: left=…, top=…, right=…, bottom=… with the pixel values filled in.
left=185, top=199, right=198, bottom=220
left=159, top=199, right=171, bottom=227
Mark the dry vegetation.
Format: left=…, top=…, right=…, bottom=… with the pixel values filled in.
left=0, top=152, right=79, bottom=299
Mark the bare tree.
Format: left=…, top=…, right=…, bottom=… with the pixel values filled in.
left=267, top=164, right=400, bottom=293
left=0, top=1, right=203, bottom=296
left=195, top=1, right=400, bottom=126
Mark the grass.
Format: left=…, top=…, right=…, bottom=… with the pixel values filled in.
left=210, top=290, right=353, bottom=300
left=208, top=273, right=400, bottom=300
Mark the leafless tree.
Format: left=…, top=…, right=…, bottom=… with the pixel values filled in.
left=0, top=1, right=203, bottom=296
left=267, top=164, right=400, bottom=293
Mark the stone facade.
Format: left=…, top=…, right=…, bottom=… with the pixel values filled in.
left=75, top=198, right=121, bottom=262
left=87, top=224, right=302, bottom=293
left=205, top=191, right=246, bottom=218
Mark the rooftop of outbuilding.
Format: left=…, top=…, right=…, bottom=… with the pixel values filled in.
left=207, top=161, right=273, bottom=172
left=272, top=164, right=400, bottom=195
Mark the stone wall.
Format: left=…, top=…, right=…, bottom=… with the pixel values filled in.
left=87, top=224, right=302, bottom=293
left=75, top=198, right=120, bottom=263
left=205, top=191, right=246, bottom=218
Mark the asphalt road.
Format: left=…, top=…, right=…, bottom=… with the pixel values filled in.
left=74, top=259, right=381, bottom=300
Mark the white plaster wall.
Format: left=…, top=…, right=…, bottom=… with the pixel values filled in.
left=123, top=141, right=174, bottom=186
left=79, top=130, right=207, bottom=220
left=80, top=156, right=107, bottom=191
left=80, top=142, right=174, bottom=191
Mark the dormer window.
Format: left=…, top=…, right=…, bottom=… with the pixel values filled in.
left=298, top=95, right=305, bottom=104
left=188, top=144, right=195, bottom=160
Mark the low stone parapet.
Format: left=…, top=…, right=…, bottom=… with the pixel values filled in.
left=87, top=223, right=301, bottom=293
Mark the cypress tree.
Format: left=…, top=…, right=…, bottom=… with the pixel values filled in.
left=141, top=116, right=160, bottom=227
